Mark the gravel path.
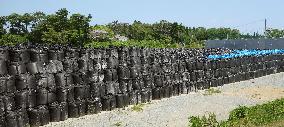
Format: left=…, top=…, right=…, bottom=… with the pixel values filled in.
left=44, top=72, right=284, bottom=127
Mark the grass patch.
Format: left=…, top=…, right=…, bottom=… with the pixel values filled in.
left=131, top=103, right=146, bottom=112
left=188, top=98, right=284, bottom=127
left=203, top=88, right=221, bottom=96
left=113, top=121, right=122, bottom=126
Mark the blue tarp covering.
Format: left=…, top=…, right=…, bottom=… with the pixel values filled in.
left=208, top=49, right=284, bottom=59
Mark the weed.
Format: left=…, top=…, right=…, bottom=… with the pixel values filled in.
left=188, top=98, right=284, bottom=127
left=113, top=121, right=122, bottom=127
left=189, top=113, right=219, bottom=127
left=131, top=104, right=145, bottom=112
left=203, top=88, right=221, bottom=96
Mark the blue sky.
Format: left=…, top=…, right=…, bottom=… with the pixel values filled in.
left=1, top=0, right=283, bottom=34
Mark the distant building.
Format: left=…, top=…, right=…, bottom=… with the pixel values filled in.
left=112, top=34, right=128, bottom=42
left=89, top=30, right=108, bottom=40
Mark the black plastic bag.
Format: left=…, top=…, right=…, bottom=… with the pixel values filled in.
left=98, top=72, right=104, bottom=82
left=0, top=98, right=4, bottom=116
left=86, top=98, right=102, bottom=114
left=64, top=48, right=79, bottom=59
left=163, top=86, right=170, bottom=98
left=107, top=57, right=118, bottom=69
left=47, top=91, right=56, bottom=104
left=112, top=69, right=118, bottom=81
left=46, top=60, right=58, bottom=73
left=38, top=105, right=50, bottom=126
left=72, top=73, right=84, bottom=85
left=0, top=48, right=9, bottom=61
left=0, top=116, right=6, bottom=127
left=6, top=76, right=16, bottom=93
left=59, top=102, right=68, bottom=121
left=101, top=59, right=107, bottom=70
left=37, top=61, right=47, bottom=74
left=48, top=50, right=64, bottom=61
left=55, top=72, right=73, bottom=88
left=0, top=60, right=7, bottom=75
left=87, top=72, right=99, bottom=83
left=8, top=62, right=27, bottom=75
left=78, top=59, right=88, bottom=72
left=26, top=62, right=39, bottom=74
left=47, top=73, right=56, bottom=91
left=118, top=66, right=130, bottom=79
left=17, top=109, right=30, bottom=127
left=123, top=93, right=130, bottom=106
left=130, top=66, right=139, bottom=78
left=118, top=79, right=128, bottom=94
left=3, top=94, right=15, bottom=111
left=6, top=111, right=18, bottom=127
left=0, top=76, right=16, bottom=94
left=104, top=69, right=113, bottom=82
left=140, top=90, right=148, bottom=103
left=36, top=75, right=48, bottom=89
left=49, top=102, right=61, bottom=122
left=28, top=108, right=41, bottom=127
left=30, top=49, right=48, bottom=62
left=27, top=90, right=36, bottom=108
left=154, top=75, right=163, bottom=87
left=109, top=94, right=116, bottom=110
left=115, top=94, right=125, bottom=108
left=74, top=85, right=86, bottom=100
left=86, top=99, right=97, bottom=115
left=136, top=91, right=142, bottom=104
left=15, top=90, right=28, bottom=109
left=0, top=78, right=5, bottom=94
left=68, top=102, right=79, bottom=118
left=36, top=89, right=48, bottom=105
left=9, top=49, right=30, bottom=63
left=89, top=82, right=100, bottom=98
left=55, top=60, right=63, bottom=72
left=152, top=88, right=161, bottom=100
left=67, top=86, right=75, bottom=103
left=76, top=100, right=86, bottom=117
left=128, top=91, right=137, bottom=105
left=56, top=88, right=68, bottom=102
left=98, top=82, right=106, bottom=97
left=101, top=95, right=111, bottom=111
left=105, top=82, right=119, bottom=95
left=15, top=74, right=36, bottom=90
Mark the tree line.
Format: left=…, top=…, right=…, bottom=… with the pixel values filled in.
left=0, top=8, right=282, bottom=48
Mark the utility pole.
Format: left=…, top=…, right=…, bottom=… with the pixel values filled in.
left=264, top=19, right=267, bottom=37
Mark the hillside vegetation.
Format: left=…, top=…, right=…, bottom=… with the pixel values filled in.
left=0, top=8, right=282, bottom=48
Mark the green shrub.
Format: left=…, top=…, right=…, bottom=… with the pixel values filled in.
left=84, top=40, right=199, bottom=49
left=189, top=113, right=220, bottom=127
left=0, top=34, right=28, bottom=46
left=188, top=98, right=284, bottom=127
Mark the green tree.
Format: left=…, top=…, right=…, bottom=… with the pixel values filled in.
left=29, top=8, right=91, bottom=46
left=7, top=13, right=25, bottom=35
left=69, top=13, right=92, bottom=46
left=0, top=34, right=28, bottom=46
left=266, top=29, right=284, bottom=38
left=22, top=13, right=34, bottom=33
left=0, top=16, right=6, bottom=36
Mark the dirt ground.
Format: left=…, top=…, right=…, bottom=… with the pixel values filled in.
left=222, top=85, right=284, bottom=101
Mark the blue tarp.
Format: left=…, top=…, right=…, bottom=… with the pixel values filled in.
left=208, top=49, right=284, bottom=59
